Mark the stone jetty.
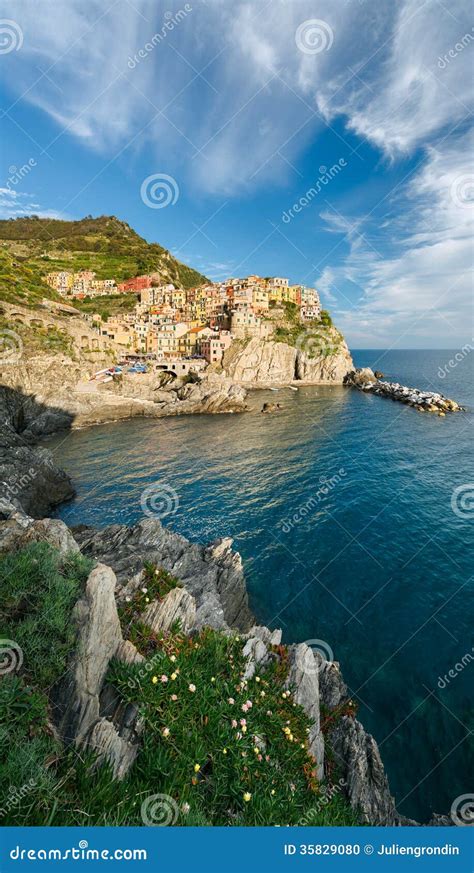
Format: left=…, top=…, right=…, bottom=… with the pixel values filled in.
left=345, top=368, right=463, bottom=416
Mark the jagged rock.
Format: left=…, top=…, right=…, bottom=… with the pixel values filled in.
left=142, top=587, right=196, bottom=635
left=319, top=659, right=348, bottom=709
left=116, top=640, right=145, bottom=665
left=225, top=336, right=353, bottom=385
left=75, top=519, right=253, bottom=632
left=0, top=506, right=79, bottom=556
left=328, top=715, right=400, bottom=825
left=85, top=718, right=139, bottom=780
left=0, top=429, right=74, bottom=518
left=242, top=625, right=282, bottom=679
left=53, top=563, right=122, bottom=744
left=285, top=643, right=324, bottom=781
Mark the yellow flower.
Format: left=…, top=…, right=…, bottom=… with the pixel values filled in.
left=152, top=676, right=158, bottom=684
left=194, top=763, right=201, bottom=773
left=171, top=673, right=177, bottom=681
left=271, top=789, right=275, bottom=796
left=241, top=725, right=247, bottom=733
left=243, top=792, right=251, bottom=802
left=222, top=748, right=228, bottom=755
left=283, top=727, right=291, bottom=735
left=253, top=746, right=259, bottom=754
left=170, top=654, right=176, bottom=663
left=211, top=677, right=216, bottom=683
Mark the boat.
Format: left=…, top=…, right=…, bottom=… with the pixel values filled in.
left=288, top=386, right=298, bottom=391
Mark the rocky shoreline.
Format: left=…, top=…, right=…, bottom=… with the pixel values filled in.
left=345, top=368, right=463, bottom=415
left=0, top=381, right=453, bottom=826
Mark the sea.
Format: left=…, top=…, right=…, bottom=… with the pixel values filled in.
left=46, top=349, right=474, bottom=822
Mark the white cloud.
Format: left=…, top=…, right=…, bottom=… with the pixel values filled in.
left=316, top=129, right=474, bottom=347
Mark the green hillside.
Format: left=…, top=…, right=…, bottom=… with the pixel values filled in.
left=0, top=215, right=208, bottom=309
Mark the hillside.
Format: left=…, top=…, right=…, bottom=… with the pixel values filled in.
left=0, top=215, right=207, bottom=309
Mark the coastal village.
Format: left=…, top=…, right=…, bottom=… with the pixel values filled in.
left=44, top=269, right=321, bottom=371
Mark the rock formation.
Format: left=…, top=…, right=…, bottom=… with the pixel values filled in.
left=224, top=336, right=353, bottom=385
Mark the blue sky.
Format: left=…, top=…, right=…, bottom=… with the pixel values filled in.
left=0, top=0, right=472, bottom=347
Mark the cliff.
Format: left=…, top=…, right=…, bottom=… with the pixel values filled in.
left=223, top=333, right=353, bottom=385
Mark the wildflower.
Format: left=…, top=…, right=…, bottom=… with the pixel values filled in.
left=152, top=676, right=158, bottom=684
left=231, top=719, right=238, bottom=728
left=181, top=802, right=190, bottom=815
left=289, top=734, right=294, bottom=742
left=125, top=596, right=131, bottom=603
left=257, top=754, right=262, bottom=762
left=300, top=743, right=305, bottom=749
left=145, top=597, right=150, bottom=603
left=240, top=718, right=246, bottom=726
left=253, top=746, right=259, bottom=754
left=170, top=655, right=176, bottom=663
left=223, top=748, right=227, bottom=755
left=211, top=677, right=216, bottom=683
left=241, top=703, right=248, bottom=713
left=228, top=697, right=235, bottom=705
left=245, top=700, right=253, bottom=709
left=141, top=587, right=148, bottom=594
left=154, top=569, right=159, bottom=575
left=188, top=683, right=196, bottom=693
left=171, top=673, right=177, bottom=681
left=194, top=643, right=199, bottom=649
left=162, top=727, right=170, bottom=738
left=255, top=676, right=261, bottom=683
left=194, top=763, right=201, bottom=772
left=161, top=674, right=168, bottom=683
left=171, top=694, right=178, bottom=701
left=243, top=792, right=251, bottom=802
left=260, top=691, right=265, bottom=697
left=271, top=789, right=275, bottom=796
left=241, top=725, right=247, bottom=734
left=290, top=783, right=295, bottom=793
left=283, top=727, right=291, bottom=735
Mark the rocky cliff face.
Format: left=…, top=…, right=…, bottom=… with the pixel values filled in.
left=224, top=336, right=353, bottom=385
left=0, top=495, right=440, bottom=826
left=0, top=357, right=247, bottom=439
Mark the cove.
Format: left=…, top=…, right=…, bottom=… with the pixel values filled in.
left=47, top=350, right=474, bottom=822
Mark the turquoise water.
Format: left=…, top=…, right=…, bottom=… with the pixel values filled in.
left=47, top=350, right=474, bottom=822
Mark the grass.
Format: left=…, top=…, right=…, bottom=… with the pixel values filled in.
left=0, top=548, right=359, bottom=826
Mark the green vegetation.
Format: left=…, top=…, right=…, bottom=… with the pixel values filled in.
left=0, top=314, right=75, bottom=358
left=270, top=302, right=342, bottom=359
left=0, top=215, right=208, bottom=310
left=72, top=293, right=138, bottom=321
left=0, top=547, right=358, bottom=826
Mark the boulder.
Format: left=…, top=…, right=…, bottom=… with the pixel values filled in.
left=285, top=643, right=324, bottom=780
left=142, top=587, right=196, bottom=635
